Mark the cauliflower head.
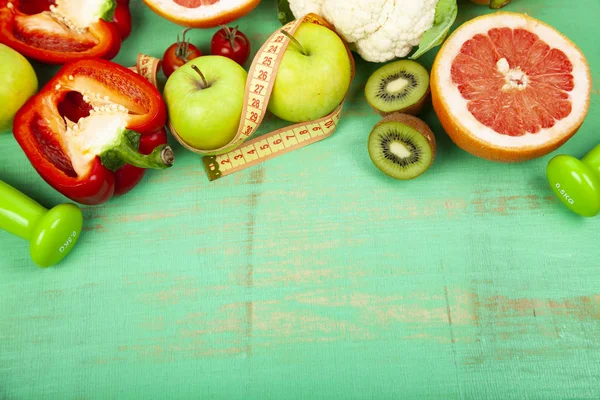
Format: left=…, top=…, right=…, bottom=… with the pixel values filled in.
left=288, top=0, right=326, bottom=18
left=288, top=0, right=447, bottom=63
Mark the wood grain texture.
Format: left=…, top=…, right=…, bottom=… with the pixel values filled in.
left=1, top=0, right=600, bottom=399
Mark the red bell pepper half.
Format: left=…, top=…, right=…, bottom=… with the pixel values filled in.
left=13, top=58, right=173, bottom=205
left=0, top=0, right=121, bottom=64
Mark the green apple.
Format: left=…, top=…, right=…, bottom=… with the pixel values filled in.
left=268, top=22, right=352, bottom=123
left=0, top=44, right=38, bottom=133
left=163, top=55, right=248, bottom=151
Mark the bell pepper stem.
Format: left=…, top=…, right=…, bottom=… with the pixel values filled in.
left=101, top=131, right=174, bottom=171
left=114, top=142, right=174, bottom=169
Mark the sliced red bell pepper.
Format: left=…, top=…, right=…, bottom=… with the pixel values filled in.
left=13, top=58, right=172, bottom=206
left=0, top=0, right=121, bottom=64
left=56, top=93, right=169, bottom=197
left=14, top=0, right=54, bottom=15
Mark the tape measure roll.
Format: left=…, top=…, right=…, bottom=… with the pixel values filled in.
left=129, top=53, right=161, bottom=88
left=135, top=13, right=356, bottom=181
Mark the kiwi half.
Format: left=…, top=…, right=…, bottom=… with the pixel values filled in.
left=368, top=113, right=436, bottom=180
left=365, top=60, right=430, bottom=116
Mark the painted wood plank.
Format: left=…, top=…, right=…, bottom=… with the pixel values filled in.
left=1, top=0, right=599, bottom=399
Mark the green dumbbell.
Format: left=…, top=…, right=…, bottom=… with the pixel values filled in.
left=546, top=144, right=600, bottom=217
left=0, top=180, right=83, bottom=267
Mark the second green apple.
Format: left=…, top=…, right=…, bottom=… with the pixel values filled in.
left=268, top=22, right=353, bottom=123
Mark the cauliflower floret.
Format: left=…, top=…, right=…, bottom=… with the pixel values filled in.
left=289, top=0, right=326, bottom=20
left=289, top=0, right=440, bottom=63
left=355, top=0, right=438, bottom=62
left=321, top=0, right=393, bottom=44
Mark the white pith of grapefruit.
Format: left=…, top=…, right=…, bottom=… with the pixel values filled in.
left=143, top=0, right=261, bottom=28
left=431, top=12, right=592, bottom=162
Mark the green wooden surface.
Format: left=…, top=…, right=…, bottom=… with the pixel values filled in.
left=1, top=0, right=600, bottom=398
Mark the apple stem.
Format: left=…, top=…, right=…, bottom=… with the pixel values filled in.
left=280, top=29, right=307, bottom=56
left=191, top=64, right=208, bottom=89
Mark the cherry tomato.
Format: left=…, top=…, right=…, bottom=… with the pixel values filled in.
left=162, top=28, right=202, bottom=78
left=210, top=25, right=251, bottom=66
left=112, top=0, right=132, bottom=41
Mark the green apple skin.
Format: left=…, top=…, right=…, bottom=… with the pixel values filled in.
left=163, top=55, right=248, bottom=151
left=0, top=44, right=38, bottom=133
left=268, top=22, right=352, bottom=123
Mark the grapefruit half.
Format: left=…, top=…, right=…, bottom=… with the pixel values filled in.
left=143, top=0, right=261, bottom=28
left=431, top=12, right=592, bottom=162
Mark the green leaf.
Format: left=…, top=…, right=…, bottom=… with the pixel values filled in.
left=277, top=0, right=295, bottom=25
left=409, top=0, right=458, bottom=60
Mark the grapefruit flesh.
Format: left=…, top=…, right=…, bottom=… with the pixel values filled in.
left=143, top=0, right=261, bottom=28
left=431, top=12, right=591, bottom=162
left=174, top=0, right=218, bottom=7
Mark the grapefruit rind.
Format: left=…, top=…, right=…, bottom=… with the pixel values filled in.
left=143, top=0, right=261, bottom=28
left=431, top=12, right=592, bottom=162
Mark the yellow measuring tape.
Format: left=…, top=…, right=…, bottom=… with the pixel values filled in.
left=128, top=54, right=161, bottom=88
left=133, top=13, right=356, bottom=181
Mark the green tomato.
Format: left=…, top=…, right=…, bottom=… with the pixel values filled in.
left=0, top=44, right=38, bottom=133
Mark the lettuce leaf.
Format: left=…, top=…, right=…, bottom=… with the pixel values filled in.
left=410, top=0, right=458, bottom=60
